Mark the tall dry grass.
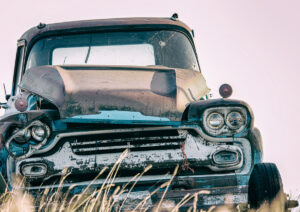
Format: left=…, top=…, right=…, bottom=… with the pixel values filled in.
left=0, top=150, right=296, bottom=212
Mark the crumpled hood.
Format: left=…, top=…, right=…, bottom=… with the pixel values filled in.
left=19, top=65, right=209, bottom=121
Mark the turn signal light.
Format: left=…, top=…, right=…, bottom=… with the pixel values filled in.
left=21, top=163, right=47, bottom=178
left=213, top=150, right=240, bottom=165
left=15, top=97, right=28, bottom=112
left=219, top=84, right=233, bottom=98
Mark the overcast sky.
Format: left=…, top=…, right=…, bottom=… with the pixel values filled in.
left=0, top=0, right=299, bottom=195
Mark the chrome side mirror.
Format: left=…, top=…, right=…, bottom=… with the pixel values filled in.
left=0, top=103, right=7, bottom=109
left=3, top=84, right=10, bottom=101
left=0, top=83, right=9, bottom=108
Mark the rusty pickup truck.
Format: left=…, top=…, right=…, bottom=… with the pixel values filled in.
left=0, top=14, right=296, bottom=211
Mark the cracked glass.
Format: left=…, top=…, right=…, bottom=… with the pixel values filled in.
left=26, top=30, right=199, bottom=71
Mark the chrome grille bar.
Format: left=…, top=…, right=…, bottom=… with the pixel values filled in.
left=64, top=129, right=187, bottom=155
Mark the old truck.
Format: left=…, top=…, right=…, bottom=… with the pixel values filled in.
left=0, top=14, right=297, bottom=210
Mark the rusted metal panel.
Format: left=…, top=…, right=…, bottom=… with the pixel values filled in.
left=19, top=65, right=209, bottom=121
left=13, top=127, right=250, bottom=188
left=152, top=186, right=248, bottom=210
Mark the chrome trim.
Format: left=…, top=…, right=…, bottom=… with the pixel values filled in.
left=7, top=125, right=252, bottom=187
left=6, top=120, right=51, bottom=160
left=194, top=128, right=251, bottom=174
left=32, top=125, right=252, bottom=174
left=34, top=126, right=245, bottom=154
left=206, top=112, right=224, bottom=130
left=21, top=163, right=47, bottom=178
left=212, top=149, right=241, bottom=165
left=17, top=134, right=244, bottom=179
left=35, top=127, right=175, bottom=154
left=22, top=174, right=248, bottom=191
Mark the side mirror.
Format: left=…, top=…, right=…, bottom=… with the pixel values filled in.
left=2, top=83, right=10, bottom=101
left=0, top=103, right=7, bottom=109
left=5, top=94, right=11, bottom=101
left=0, top=84, right=9, bottom=108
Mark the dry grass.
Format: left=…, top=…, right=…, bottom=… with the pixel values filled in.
left=0, top=150, right=297, bottom=212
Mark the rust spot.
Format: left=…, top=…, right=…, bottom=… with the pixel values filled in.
left=180, top=142, right=194, bottom=173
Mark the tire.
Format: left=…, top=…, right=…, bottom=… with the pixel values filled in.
left=248, top=163, right=284, bottom=210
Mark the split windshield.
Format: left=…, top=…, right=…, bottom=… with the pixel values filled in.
left=25, top=30, right=199, bottom=71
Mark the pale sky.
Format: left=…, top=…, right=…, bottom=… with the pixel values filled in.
left=0, top=0, right=299, bottom=195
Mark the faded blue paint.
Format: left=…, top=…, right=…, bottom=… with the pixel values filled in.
left=253, top=149, right=263, bottom=165
left=6, top=141, right=30, bottom=157
left=63, top=110, right=181, bottom=126
left=0, top=149, right=8, bottom=177
left=26, top=94, right=38, bottom=111
left=236, top=175, right=250, bottom=186
left=51, top=120, right=67, bottom=131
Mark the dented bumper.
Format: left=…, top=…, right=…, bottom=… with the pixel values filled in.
left=114, top=185, right=248, bottom=210
left=25, top=181, right=248, bottom=210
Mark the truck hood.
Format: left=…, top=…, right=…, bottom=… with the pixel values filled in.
left=19, top=65, right=209, bottom=121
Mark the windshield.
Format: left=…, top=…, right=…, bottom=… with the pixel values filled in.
left=26, top=30, right=199, bottom=71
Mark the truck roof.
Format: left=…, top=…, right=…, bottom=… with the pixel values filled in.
left=20, top=17, right=194, bottom=45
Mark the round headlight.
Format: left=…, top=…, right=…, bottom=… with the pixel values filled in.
left=13, top=128, right=31, bottom=144
left=226, top=111, right=245, bottom=129
left=31, top=125, right=49, bottom=142
left=207, top=112, right=224, bottom=129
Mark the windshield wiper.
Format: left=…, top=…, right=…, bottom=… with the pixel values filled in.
left=85, top=46, right=91, bottom=64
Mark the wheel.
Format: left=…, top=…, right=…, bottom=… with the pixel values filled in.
left=248, top=163, right=285, bottom=210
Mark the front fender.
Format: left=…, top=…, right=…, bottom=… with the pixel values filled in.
left=0, top=110, right=59, bottom=144
left=182, top=98, right=254, bottom=127
left=248, top=127, right=263, bottom=164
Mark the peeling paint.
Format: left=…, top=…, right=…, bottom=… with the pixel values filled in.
left=16, top=130, right=244, bottom=182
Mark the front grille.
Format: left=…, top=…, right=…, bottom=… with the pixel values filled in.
left=24, top=128, right=238, bottom=187
left=60, top=129, right=187, bottom=155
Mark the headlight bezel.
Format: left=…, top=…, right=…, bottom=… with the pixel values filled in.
left=203, top=106, right=248, bottom=136
left=6, top=120, right=51, bottom=159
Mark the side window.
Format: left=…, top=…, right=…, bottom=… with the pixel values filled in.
left=12, top=43, right=25, bottom=95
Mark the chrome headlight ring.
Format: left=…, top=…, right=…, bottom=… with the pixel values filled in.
left=206, top=112, right=225, bottom=130
left=5, top=120, right=50, bottom=160
left=31, top=124, right=50, bottom=143
left=226, top=111, right=246, bottom=130
left=203, top=107, right=247, bottom=136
